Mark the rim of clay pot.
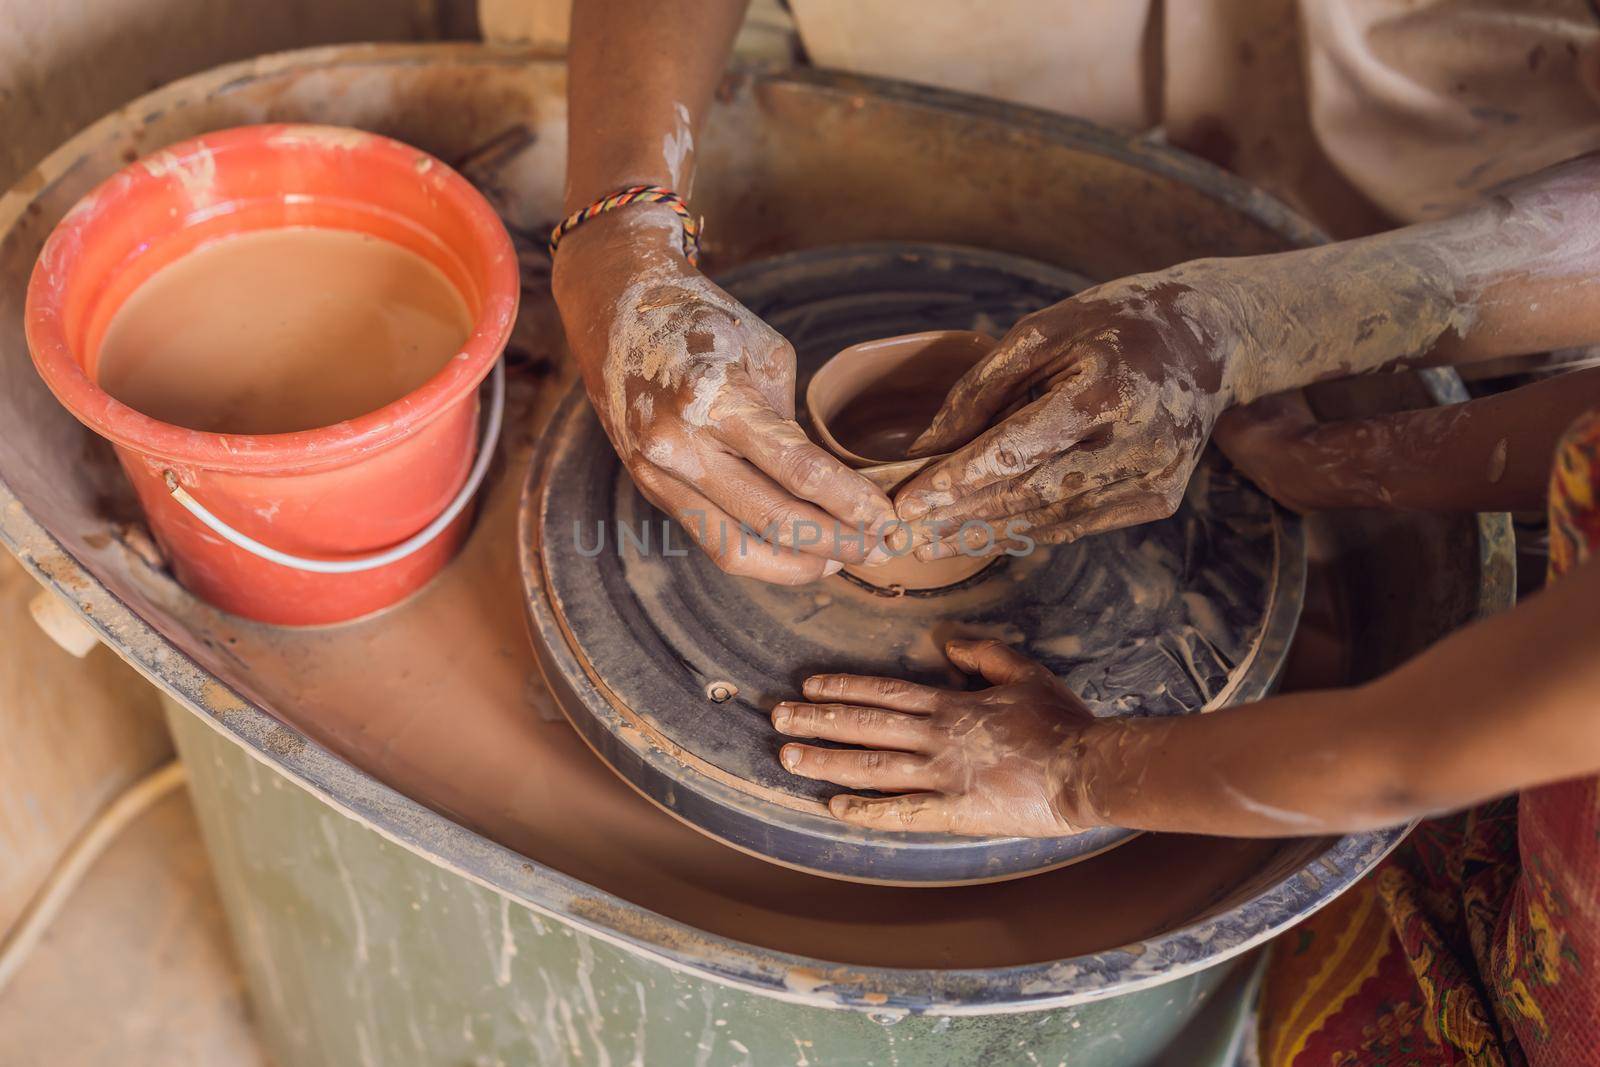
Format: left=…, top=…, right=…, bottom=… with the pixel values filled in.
left=806, top=329, right=998, bottom=476
left=24, top=123, right=519, bottom=473
left=806, top=329, right=1002, bottom=588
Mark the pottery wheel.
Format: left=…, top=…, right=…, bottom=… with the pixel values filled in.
left=520, top=244, right=1305, bottom=885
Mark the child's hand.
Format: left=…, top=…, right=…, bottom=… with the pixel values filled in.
left=771, top=639, right=1113, bottom=837
left=1212, top=391, right=1390, bottom=513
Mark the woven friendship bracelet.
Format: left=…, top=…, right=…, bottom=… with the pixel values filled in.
left=548, top=185, right=702, bottom=265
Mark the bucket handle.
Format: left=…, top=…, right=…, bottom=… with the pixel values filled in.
left=162, top=358, right=505, bottom=575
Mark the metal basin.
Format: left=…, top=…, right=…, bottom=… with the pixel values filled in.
left=0, top=44, right=1513, bottom=1066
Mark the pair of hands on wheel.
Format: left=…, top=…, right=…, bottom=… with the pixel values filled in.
left=552, top=207, right=1301, bottom=585
left=550, top=212, right=1365, bottom=841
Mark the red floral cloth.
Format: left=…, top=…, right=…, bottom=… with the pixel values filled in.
left=1260, top=412, right=1600, bottom=1066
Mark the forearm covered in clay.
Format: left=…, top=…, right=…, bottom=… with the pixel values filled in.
left=1063, top=551, right=1600, bottom=837
left=1182, top=152, right=1600, bottom=407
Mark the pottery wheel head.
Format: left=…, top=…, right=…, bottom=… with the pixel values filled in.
left=520, top=244, right=1306, bottom=885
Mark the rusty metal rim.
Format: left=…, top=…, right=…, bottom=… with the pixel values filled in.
left=0, top=43, right=1510, bottom=1014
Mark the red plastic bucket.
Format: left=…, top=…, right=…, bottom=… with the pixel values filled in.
left=25, top=125, right=519, bottom=625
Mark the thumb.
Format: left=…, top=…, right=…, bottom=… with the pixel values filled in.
left=908, top=328, right=1046, bottom=456
left=944, top=639, right=1054, bottom=686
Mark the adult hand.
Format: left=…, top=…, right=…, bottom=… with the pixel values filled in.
left=771, top=639, right=1115, bottom=837
left=553, top=208, right=896, bottom=583
left=893, top=271, right=1241, bottom=558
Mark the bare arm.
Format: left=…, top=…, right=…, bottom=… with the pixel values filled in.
left=563, top=0, right=746, bottom=213
left=1213, top=368, right=1600, bottom=514
left=1073, top=550, right=1600, bottom=836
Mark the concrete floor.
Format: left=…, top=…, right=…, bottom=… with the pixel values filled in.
left=0, top=787, right=270, bottom=1066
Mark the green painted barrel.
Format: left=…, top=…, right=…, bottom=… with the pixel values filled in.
left=165, top=701, right=1271, bottom=1065
left=0, top=44, right=1514, bottom=1067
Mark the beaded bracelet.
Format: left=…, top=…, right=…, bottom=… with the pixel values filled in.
left=548, top=185, right=702, bottom=266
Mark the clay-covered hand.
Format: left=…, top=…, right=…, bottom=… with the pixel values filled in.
left=893, top=272, right=1241, bottom=557
left=771, top=639, right=1113, bottom=837
left=553, top=207, right=896, bottom=584
left=1212, top=390, right=1390, bottom=513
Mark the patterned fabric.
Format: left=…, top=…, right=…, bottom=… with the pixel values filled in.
left=1261, top=412, right=1600, bottom=1066
left=1549, top=413, right=1600, bottom=574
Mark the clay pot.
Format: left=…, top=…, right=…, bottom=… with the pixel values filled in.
left=807, top=330, right=997, bottom=591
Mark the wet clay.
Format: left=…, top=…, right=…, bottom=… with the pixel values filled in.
left=808, top=331, right=995, bottom=470
left=122, top=297, right=1309, bottom=969
left=827, top=384, right=951, bottom=462
left=96, top=227, right=471, bottom=434
left=807, top=331, right=998, bottom=590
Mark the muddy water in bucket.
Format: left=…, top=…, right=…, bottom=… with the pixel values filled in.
left=25, top=124, right=520, bottom=625
left=97, top=228, right=471, bottom=435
